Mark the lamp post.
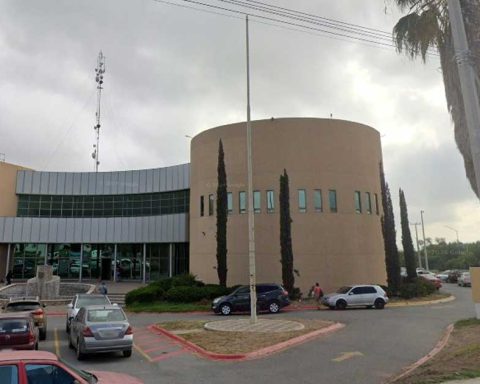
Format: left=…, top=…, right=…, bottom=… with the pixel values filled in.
left=411, top=222, right=422, bottom=269
left=420, top=210, right=429, bottom=270
left=445, top=225, right=460, bottom=243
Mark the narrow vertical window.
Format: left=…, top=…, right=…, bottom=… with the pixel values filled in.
left=366, top=192, right=372, bottom=214
left=266, top=190, right=275, bottom=213
left=354, top=191, right=362, bottom=214
left=253, top=191, right=261, bottom=213
left=329, top=190, right=337, bottom=213
left=208, top=194, right=214, bottom=216
left=227, top=192, right=233, bottom=214
left=374, top=193, right=379, bottom=215
left=314, top=189, right=322, bottom=212
left=298, top=189, right=306, bottom=213
left=200, top=195, right=204, bottom=217
left=239, top=191, right=246, bottom=214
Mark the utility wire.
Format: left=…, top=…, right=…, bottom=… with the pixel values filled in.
left=154, top=0, right=439, bottom=56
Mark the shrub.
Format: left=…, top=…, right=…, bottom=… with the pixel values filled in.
left=165, top=286, right=206, bottom=303
left=398, top=277, right=436, bottom=299
left=125, top=285, right=164, bottom=305
left=171, top=274, right=204, bottom=287
left=202, top=284, right=230, bottom=299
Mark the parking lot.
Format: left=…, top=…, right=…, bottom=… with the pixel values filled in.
left=30, top=284, right=476, bottom=384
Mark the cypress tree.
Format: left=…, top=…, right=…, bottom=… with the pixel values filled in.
left=380, top=163, right=401, bottom=293
left=216, top=139, right=228, bottom=287
left=279, top=169, right=295, bottom=294
left=399, top=188, right=417, bottom=281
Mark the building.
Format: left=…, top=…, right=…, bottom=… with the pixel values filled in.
left=0, top=118, right=387, bottom=293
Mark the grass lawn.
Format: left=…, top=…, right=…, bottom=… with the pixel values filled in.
left=126, top=301, right=211, bottom=313
left=394, top=318, right=480, bottom=384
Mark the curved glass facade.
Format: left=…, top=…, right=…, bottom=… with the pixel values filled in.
left=17, top=190, right=189, bottom=218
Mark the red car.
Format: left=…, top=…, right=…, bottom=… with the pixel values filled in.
left=420, top=274, right=442, bottom=290
left=0, top=351, right=143, bottom=383
left=0, top=313, right=38, bottom=351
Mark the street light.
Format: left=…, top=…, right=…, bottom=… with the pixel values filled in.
left=445, top=225, right=460, bottom=242
left=420, top=210, right=429, bottom=270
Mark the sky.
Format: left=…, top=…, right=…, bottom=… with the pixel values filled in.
left=0, top=0, right=479, bottom=245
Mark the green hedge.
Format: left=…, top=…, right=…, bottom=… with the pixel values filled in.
left=398, top=277, right=436, bottom=299
left=125, top=275, right=229, bottom=305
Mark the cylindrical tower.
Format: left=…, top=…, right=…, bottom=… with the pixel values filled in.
left=190, top=118, right=387, bottom=294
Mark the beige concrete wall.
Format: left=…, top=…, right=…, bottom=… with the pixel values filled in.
left=0, top=162, right=28, bottom=217
left=189, top=118, right=387, bottom=295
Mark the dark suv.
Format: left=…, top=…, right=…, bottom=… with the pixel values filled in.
left=212, top=283, right=290, bottom=315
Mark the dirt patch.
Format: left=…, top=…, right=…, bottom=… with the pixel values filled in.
left=157, top=318, right=334, bottom=355
left=393, top=319, right=480, bottom=384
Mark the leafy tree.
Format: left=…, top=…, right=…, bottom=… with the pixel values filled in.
left=216, top=139, right=228, bottom=287
left=391, top=0, right=480, bottom=197
left=380, top=163, right=401, bottom=293
left=279, top=169, right=295, bottom=294
left=399, top=188, right=417, bottom=281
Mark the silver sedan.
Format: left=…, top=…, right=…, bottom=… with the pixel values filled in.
left=68, top=305, right=133, bottom=360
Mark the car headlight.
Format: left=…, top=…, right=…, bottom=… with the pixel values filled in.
left=213, top=297, right=222, bottom=304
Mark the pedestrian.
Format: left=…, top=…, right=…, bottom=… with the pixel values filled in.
left=5, top=271, right=12, bottom=285
left=313, top=282, right=324, bottom=309
left=98, top=281, right=108, bottom=295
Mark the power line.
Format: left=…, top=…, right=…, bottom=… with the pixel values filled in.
left=153, top=0, right=439, bottom=56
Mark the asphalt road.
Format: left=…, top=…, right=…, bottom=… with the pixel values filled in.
left=41, top=284, right=476, bottom=384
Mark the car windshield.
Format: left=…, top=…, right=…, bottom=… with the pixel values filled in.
left=6, top=302, right=40, bottom=311
left=59, top=357, right=97, bottom=383
left=336, top=286, right=352, bottom=294
left=87, top=309, right=126, bottom=322
left=76, top=296, right=110, bottom=308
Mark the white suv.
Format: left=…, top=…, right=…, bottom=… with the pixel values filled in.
left=66, top=294, right=112, bottom=333
left=321, top=285, right=388, bottom=310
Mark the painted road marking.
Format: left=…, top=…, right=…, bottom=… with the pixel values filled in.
left=133, top=327, right=188, bottom=364
left=332, top=351, right=364, bottom=362
left=54, top=328, right=61, bottom=357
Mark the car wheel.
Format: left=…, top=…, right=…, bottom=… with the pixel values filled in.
left=268, top=300, right=280, bottom=314
left=219, top=303, right=232, bottom=316
left=34, top=343, right=38, bottom=350
left=374, top=299, right=385, bottom=309
left=76, top=339, right=85, bottom=360
left=123, top=349, right=132, bottom=358
left=40, top=329, right=47, bottom=341
left=335, top=300, right=347, bottom=310
left=68, top=335, right=74, bottom=350
left=66, top=320, right=70, bottom=334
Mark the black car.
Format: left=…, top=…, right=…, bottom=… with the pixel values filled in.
left=212, top=283, right=290, bottom=315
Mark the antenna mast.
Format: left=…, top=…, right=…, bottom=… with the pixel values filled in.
left=92, top=51, right=106, bottom=172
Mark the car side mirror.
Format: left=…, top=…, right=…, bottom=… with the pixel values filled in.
left=1, top=306, right=4, bottom=310
left=113, top=303, right=118, bottom=306
left=348, top=292, right=354, bottom=295
left=67, top=303, right=73, bottom=309
left=42, top=304, right=46, bottom=308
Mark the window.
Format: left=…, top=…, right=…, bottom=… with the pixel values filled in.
left=239, top=191, right=246, bottom=214
left=314, top=189, right=323, bottom=212
left=227, top=192, right=233, bottom=214
left=200, top=196, right=204, bottom=217
left=298, top=189, right=306, bottom=213
left=374, top=193, right=379, bottom=215
left=26, top=364, right=75, bottom=383
left=266, top=190, right=275, bottom=213
left=208, top=194, right=214, bottom=216
left=253, top=191, right=261, bottom=213
left=354, top=191, right=362, bottom=214
left=366, top=192, right=372, bottom=214
left=0, top=365, right=18, bottom=384
left=329, top=190, right=337, bottom=213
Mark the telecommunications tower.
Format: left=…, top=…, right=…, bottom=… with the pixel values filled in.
left=92, top=51, right=106, bottom=172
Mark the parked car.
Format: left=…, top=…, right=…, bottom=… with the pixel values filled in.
left=447, top=270, right=465, bottom=283
left=69, top=305, right=133, bottom=360
left=2, top=297, right=47, bottom=340
left=458, top=272, right=471, bottom=287
left=0, top=350, right=143, bottom=383
left=419, top=274, right=442, bottom=289
left=435, top=270, right=451, bottom=282
left=212, top=283, right=290, bottom=315
left=0, top=313, right=39, bottom=351
left=321, top=284, right=389, bottom=310
left=66, top=294, right=112, bottom=333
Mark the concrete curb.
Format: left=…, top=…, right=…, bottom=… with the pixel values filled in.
left=388, top=295, right=455, bottom=308
left=385, top=323, right=454, bottom=383
left=149, top=322, right=345, bottom=361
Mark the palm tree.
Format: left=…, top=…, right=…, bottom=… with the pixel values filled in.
left=392, top=0, right=480, bottom=197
